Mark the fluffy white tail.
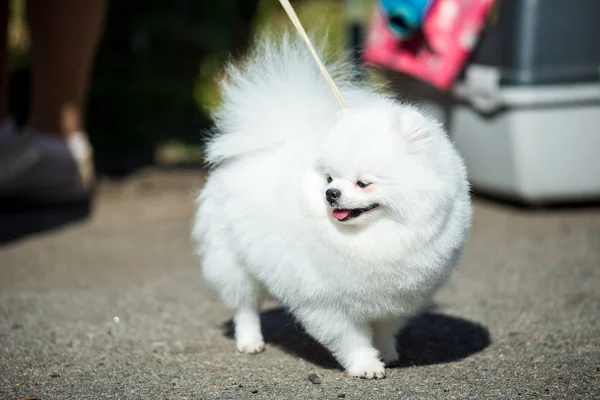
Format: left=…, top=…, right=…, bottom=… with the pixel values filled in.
left=204, top=32, right=359, bottom=166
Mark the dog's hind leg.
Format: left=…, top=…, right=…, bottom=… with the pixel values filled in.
left=232, top=290, right=265, bottom=354
left=200, top=232, right=265, bottom=354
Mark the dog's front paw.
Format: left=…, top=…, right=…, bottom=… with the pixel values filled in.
left=236, top=339, right=265, bottom=354
left=347, top=359, right=386, bottom=379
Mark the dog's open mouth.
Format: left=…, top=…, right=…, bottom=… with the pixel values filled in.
left=332, top=204, right=379, bottom=221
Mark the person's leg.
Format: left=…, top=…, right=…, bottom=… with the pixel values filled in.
left=26, top=0, right=105, bottom=137
left=0, top=0, right=105, bottom=201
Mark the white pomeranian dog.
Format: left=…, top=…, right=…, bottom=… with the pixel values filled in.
left=192, top=32, right=472, bottom=379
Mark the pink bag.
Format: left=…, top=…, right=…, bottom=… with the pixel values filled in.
left=363, top=0, right=496, bottom=90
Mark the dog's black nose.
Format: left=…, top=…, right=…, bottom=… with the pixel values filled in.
left=326, top=188, right=341, bottom=204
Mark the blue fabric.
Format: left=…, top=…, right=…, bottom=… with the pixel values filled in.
left=379, top=0, right=435, bottom=38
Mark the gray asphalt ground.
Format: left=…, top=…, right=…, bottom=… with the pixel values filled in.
left=1, top=168, right=599, bottom=400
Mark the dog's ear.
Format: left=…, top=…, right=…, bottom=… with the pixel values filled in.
left=395, top=108, right=431, bottom=152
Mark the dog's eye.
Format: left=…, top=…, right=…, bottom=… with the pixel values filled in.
left=357, top=180, right=370, bottom=188
left=326, top=176, right=333, bottom=184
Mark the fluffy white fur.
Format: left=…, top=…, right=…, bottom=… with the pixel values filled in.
left=193, top=32, right=472, bottom=379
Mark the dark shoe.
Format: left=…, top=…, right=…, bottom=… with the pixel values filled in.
left=0, top=133, right=95, bottom=210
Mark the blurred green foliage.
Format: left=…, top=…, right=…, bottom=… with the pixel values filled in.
left=196, top=0, right=348, bottom=115
left=87, top=0, right=261, bottom=162
left=87, top=0, right=354, bottom=166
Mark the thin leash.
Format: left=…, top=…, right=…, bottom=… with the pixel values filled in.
left=277, top=0, right=348, bottom=109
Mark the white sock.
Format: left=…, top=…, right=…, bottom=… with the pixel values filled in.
left=27, top=129, right=92, bottom=160
left=0, top=118, right=17, bottom=140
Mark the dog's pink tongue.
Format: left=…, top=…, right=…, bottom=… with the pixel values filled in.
left=332, top=209, right=351, bottom=221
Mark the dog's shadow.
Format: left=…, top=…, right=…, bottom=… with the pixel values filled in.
left=223, top=307, right=490, bottom=369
